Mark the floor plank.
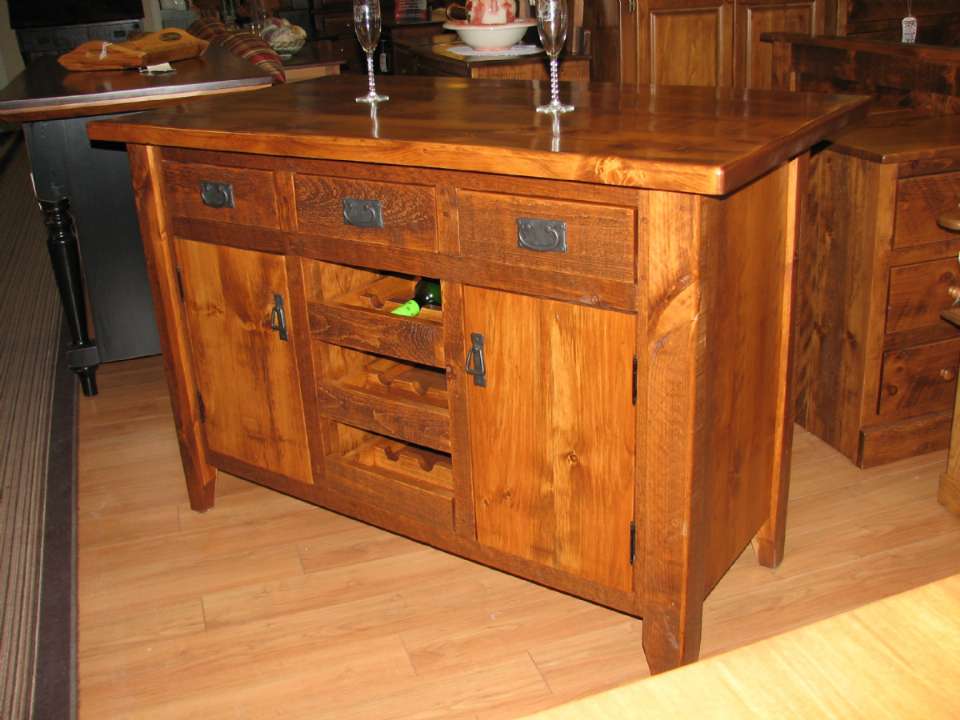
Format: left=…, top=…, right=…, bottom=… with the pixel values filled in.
left=77, top=356, right=960, bottom=718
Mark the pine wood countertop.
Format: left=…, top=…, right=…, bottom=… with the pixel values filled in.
left=528, top=573, right=960, bottom=719
left=87, top=75, right=870, bottom=196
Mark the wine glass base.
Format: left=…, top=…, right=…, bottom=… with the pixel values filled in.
left=356, top=93, right=390, bottom=104
left=536, top=103, right=574, bottom=114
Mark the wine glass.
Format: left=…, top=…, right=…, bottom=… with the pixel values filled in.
left=535, top=0, right=573, bottom=114
left=353, top=0, right=388, bottom=104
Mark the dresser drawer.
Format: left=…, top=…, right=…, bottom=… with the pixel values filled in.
left=457, top=190, right=636, bottom=283
left=893, top=172, right=960, bottom=248
left=163, top=162, right=281, bottom=229
left=886, top=257, right=960, bottom=334
left=294, top=174, right=438, bottom=251
left=877, top=338, right=960, bottom=420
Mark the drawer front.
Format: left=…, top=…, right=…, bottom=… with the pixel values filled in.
left=877, top=338, right=960, bottom=420
left=457, top=190, right=636, bottom=283
left=894, top=172, right=960, bottom=248
left=163, top=162, right=280, bottom=229
left=294, top=174, right=438, bottom=251
left=319, top=12, right=353, bottom=36
left=886, top=257, right=960, bottom=334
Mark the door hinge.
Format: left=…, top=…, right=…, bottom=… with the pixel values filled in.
left=629, top=520, right=637, bottom=565
left=631, top=355, right=638, bottom=406
left=175, top=267, right=185, bottom=303
left=196, top=390, right=206, bottom=423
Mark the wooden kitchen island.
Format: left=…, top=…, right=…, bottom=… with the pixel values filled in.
left=88, top=76, right=867, bottom=673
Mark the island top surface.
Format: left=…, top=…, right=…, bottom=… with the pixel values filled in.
left=0, top=46, right=273, bottom=124
left=87, top=75, right=869, bottom=195
left=827, top=112, right=960, bottom=165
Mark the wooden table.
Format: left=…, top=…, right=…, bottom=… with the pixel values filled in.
left=393, top=36, right=590, bottom=81
left=0, top=47, right=273, bottom=395
left=87, top=76, right=867, bottom=673
left=528, top=573, right=960, bottom=718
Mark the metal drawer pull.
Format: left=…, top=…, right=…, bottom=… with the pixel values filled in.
left=464, top=332, right=486, bottom=387
left=517, top=218, right=567, bottom=253
left=938, top=204, right=960, bottom=232
left=941, top=368, right=956, bottom=382
left=948, top=286, right=960, bottom=306
left=343, top=198, right=384, bottom=228
left=270, top=293, right=288, bottom=341
left=199, top=181, right=235, bottom=209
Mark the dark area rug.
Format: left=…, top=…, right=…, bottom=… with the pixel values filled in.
left=0, top=133, right=75, bottom=719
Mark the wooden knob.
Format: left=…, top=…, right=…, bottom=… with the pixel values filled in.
left=940, top=368, right=956, bottom=382
left=939, top=205, right=960, bottom=233
left=949, top=286, right=960, bottom=302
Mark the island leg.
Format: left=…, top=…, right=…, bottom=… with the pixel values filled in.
left=127, top=144, right=217, bottom=512
left=25, top=122, right=101, bottom=396
left=754, top=156, right=803, bottom=568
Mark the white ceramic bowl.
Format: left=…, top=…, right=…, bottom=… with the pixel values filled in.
left=443, top=20, right=536, bottom=51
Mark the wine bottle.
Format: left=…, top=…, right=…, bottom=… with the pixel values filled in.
left=413, top=278, right=441, bottom=308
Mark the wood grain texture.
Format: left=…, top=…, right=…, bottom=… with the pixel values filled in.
left=877, top=339, right=960, bottom=420
left=309, top=275, right=445, bottom=368
left=127, top=145, right=217, bottom=511
left=457, top=189, right=637, bottom=284
left=463, top=286, right=637, bottom=593
left=793, top=150, right=898, bottom=464
left=86, top=76, right=869, bottom=196
left=163, top=160, right=281, bottom=229
left=735, top=0, right=822, bottom=91
left=886, top=257, right=960, bottom=334
left=175, top=239, right=313, bottom=485
left=859, top=412, right=954, bottom=467
left=763, top=32, right=960, bottom=116
left=294, top=174, right=438, bottom=251
left=530, top=574, right=960, bottom=720
left=640, top=189, right=706, bottom=673
left=894, top=172, right=960, bottom=248
left=77, top=356, right=960, bottom=718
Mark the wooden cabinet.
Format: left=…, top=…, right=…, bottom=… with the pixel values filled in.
left=795, top=126, right=960, bottom=467
left=462, top=287, right=637, bottom=592
left=620, top=0, right=822, bottom=88
left=90, top=76, right=866, bottom=673
left=174, top=239, right=313, bottom=485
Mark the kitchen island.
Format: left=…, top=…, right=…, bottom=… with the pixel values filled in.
left=88, top=75, right=867, bottom=672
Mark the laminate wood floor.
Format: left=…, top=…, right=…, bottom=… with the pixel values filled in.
left=77, top=356, right=960, bottom=719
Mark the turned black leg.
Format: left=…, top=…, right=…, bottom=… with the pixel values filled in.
left=41, top=198, right=99, bottom=396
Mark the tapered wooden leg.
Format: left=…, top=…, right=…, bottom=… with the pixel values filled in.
left=755, top=155, right=803, bottom=569
left=185, top=470, right=216, bottom=512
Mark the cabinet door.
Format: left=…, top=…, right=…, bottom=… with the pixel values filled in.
left=176, top=239, right=312, bottom=485
left=635, top=0, right=734, bottom=87
left=735, top=0, right=823, bottom=89
left=462, top=287, right=637, bottom=592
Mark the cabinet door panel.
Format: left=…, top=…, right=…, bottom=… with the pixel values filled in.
left=463, top=286, right=636, bottom=592
left=177, top=239, right=312, bottom=484
left=643, top=1, right=732, bottom=87
left=736, top=0, right=822, bottom=89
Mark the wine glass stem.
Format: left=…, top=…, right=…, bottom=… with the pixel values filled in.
left=550, top=57, right=560, bottom=106
left=367, top=52, right=376, bottom=96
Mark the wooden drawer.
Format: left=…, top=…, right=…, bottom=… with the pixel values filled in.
left=894, top=172, right=960, bottom=248
left=163, top=161, right=280, bottom=229
left=877, top=338, right=960, bottom=420
left=457, top=189, right=636, bottom=283
left=318, top=12, right=352, bottom=36
left=294, top=174, right=438, bottom=251
left=886, top=257, right=960, bottom=334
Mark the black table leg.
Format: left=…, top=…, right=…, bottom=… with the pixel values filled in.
left=41, top=197, right=98, bottom=396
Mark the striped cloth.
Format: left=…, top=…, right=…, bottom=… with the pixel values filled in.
left=0, top=141, right=63, bottom=719
left=188, top=19, right=286, bottom=83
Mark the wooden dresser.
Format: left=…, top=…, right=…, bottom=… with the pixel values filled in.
left=767, top=34, right=960, bottom=466
left=88, top=76, right=866, bottom=672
